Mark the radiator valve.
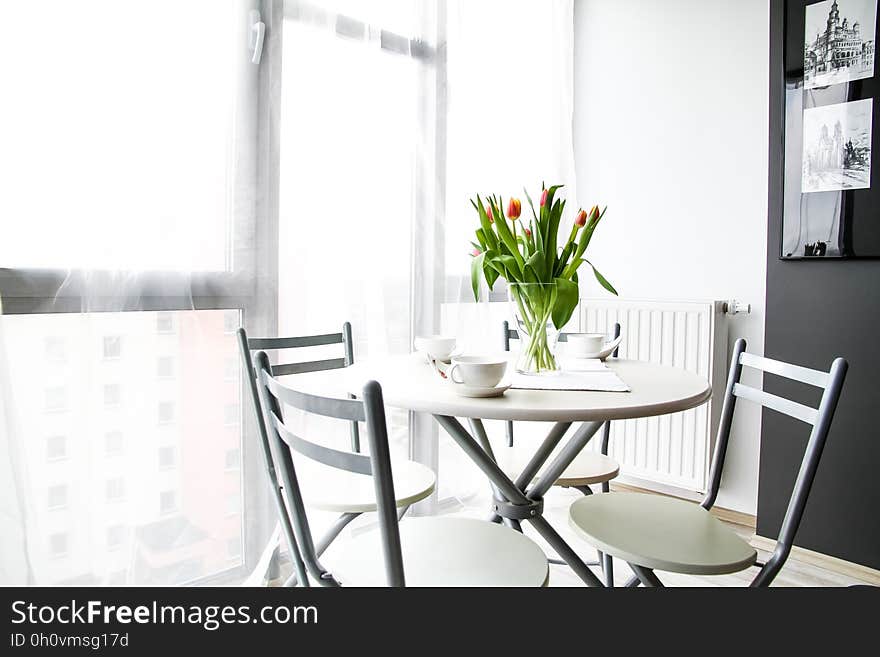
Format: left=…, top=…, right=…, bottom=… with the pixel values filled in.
left=724, top=299, right=751, bottom=315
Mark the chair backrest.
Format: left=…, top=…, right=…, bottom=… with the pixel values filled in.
left=502, top=320, right=621, bottom=353
left=252, top=351, right=406, bottom=587
left=702, top=338, right=847, bottom=587
left=240, top=323, right=360, bottom=452
left=236, top=324, right=360, bottom=587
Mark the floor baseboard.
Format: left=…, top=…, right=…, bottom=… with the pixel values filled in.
left=750, top=535, right=880, bottom=586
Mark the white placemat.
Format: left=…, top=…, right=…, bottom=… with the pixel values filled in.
left=511, top=361, right=630, bottom=392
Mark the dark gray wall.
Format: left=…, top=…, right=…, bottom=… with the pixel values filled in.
left=760, top=0, right=880, bottom=569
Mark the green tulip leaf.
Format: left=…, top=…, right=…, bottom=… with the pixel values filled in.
left=470, top=252, right=485, bottom=301
left=526, top=251, right=547, bottom=282
left=586, top=260, right=618, bottom=296
left=552, top=277, right=579, bottom=330
left=484, top=263, right=499, bottom=290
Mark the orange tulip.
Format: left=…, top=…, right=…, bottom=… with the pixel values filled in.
left=524, top=227, right=532, bottom=238
left=507, top=198, right=522, bottom=220
left=574, top=209, right=587, bottom=227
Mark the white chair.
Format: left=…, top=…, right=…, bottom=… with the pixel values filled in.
left=252, top=349, right=549, bottom=586
left=568, top=338, right=848, bottom=586
left=238, top=325, right=435, bottom=585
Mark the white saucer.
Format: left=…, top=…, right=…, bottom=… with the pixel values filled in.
left=566, top=335, right=622, bottom=361
left=452, top=382, right=511, bottom=398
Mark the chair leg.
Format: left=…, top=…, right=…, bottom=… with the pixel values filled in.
left=601, top=552, right=614, bottom=587
left=506, top=420, right=514, bottom=447
left=629, top=564, right=663, bottom=587
left=574, top=484, right=612, bottom=582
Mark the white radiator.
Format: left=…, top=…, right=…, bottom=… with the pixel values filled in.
left=579, top=298, right=729, bottom=495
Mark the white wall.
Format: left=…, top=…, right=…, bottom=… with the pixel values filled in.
left=573, top=0, right=769, bottom=514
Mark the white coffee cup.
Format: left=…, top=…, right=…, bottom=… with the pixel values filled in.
left=448, top=356, right=507, bottom=388
left=566, top=333, right=606, bottom=357
left=414, top=335, right=457, bottom=361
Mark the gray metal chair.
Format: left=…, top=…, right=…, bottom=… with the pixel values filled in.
left=253, top=351, right=549, bottom=586
left=568, top=338, right=848, bottom=587
left=501, top=321, right=621, bottom=584
left=238, top=325, right=434, bottom=586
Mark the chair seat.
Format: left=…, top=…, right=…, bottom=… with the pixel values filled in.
left=568, top=492, right=757, bottom=575
left=328, top=517, right=549, bottom=586
left=496, top=447, right=620, bottom=487
left=299, top=459, right=435, bottom=513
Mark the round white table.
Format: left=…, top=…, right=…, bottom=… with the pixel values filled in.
left=288, top=354, right=712, bottom=587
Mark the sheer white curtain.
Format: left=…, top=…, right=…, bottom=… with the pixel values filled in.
left=439, top=0, right=578, bottom=507
left=0, top=0, right=273, bottom=585
left=275, top=0, right=577, bottom=508
left=0, top=0, right=577, bottom=585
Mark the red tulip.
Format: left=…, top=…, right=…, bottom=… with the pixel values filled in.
left=540, top=189, right=548, bottom=207
left=524, top=227, right=532, bottom=238
left=487, top=206, right=494, bottom=223
left=574, top=209, right=587, bottom=227
left=589, top=205, right=600, bottom=222
left=471, top=248, right=481, bottom=256
left=507, top=198, right=522, bottom=220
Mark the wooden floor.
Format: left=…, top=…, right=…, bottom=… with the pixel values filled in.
left=452, top=485, right=873, bottom=587
left=277, top=485, right=874, bottom=587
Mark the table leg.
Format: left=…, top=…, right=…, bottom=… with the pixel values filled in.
left=527, top=421, right=604, bottom=500
left=468, top=418, right=522, bottom=531
left=433, top=415, right=532, bottom=506
left=528, top=514, right=604, bottom=587
left=432, top=414, right=606, bottom=587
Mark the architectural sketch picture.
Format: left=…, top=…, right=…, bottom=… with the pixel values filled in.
left=802, top=98, right=873, bottom=193
left=805, top=0, right=876, bottom=89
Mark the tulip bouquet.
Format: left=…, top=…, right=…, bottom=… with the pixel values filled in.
left=470, top=184, right=617, bottom=374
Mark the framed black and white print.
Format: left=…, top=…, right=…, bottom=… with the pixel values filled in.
left=781, top=0, right=880, bottom=258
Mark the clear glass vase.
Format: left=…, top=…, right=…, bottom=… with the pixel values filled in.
left=508, top=282, right=560, bottom=375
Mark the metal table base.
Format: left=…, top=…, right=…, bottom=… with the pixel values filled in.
left=433, top=415, right=606, bottom=587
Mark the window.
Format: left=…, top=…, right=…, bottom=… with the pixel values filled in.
left=223, top=357, right=238, bottom=382
left=223, top=310, right=239, bottom=334
left=159, top=490, right=177, bottom=515
left=226, top=492, right=240, bottom=516
left=103, top=384, right=122, bottom=409
left=104, top=430, right=124, bottom=456
left=102, top=336, right=122, bottom=360
left=226, top=537, right=241, bottom=560
left=156, top=313, right=176, bottom=335
left=44, top=337, right=67, bottom=364
left=46, top=435, right=67, bottom=462
left=49, top=532, right=69, bottom=559
left=0, top=0, right=257, bottom=586
left=157, top=401, right=175, bottom=425
left=0, top=2, right=238, bottom=272
left=106, top=525, right=125, bottom=550
left=224, top=448, right=240, bottom=471
left=158, top=446, right=176, bottom=471
left=156, top=356, right=175, bottom=379
left=105, top=478, right=125, bottom=503
left=223, top=403, right=240, bottom=427
left=44, top=386, right=68, bottom=413
left=47, top=484, right=68, bottom=510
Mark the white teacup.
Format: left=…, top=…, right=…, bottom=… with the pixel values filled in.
left=448, top=356, right=507, bottom=388
left=414, top=335, right=457, bottom=361
left=566, top=333, right=606, bottom=357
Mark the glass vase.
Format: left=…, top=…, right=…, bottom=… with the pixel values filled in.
left=508, top=282, right=560, bottom=375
